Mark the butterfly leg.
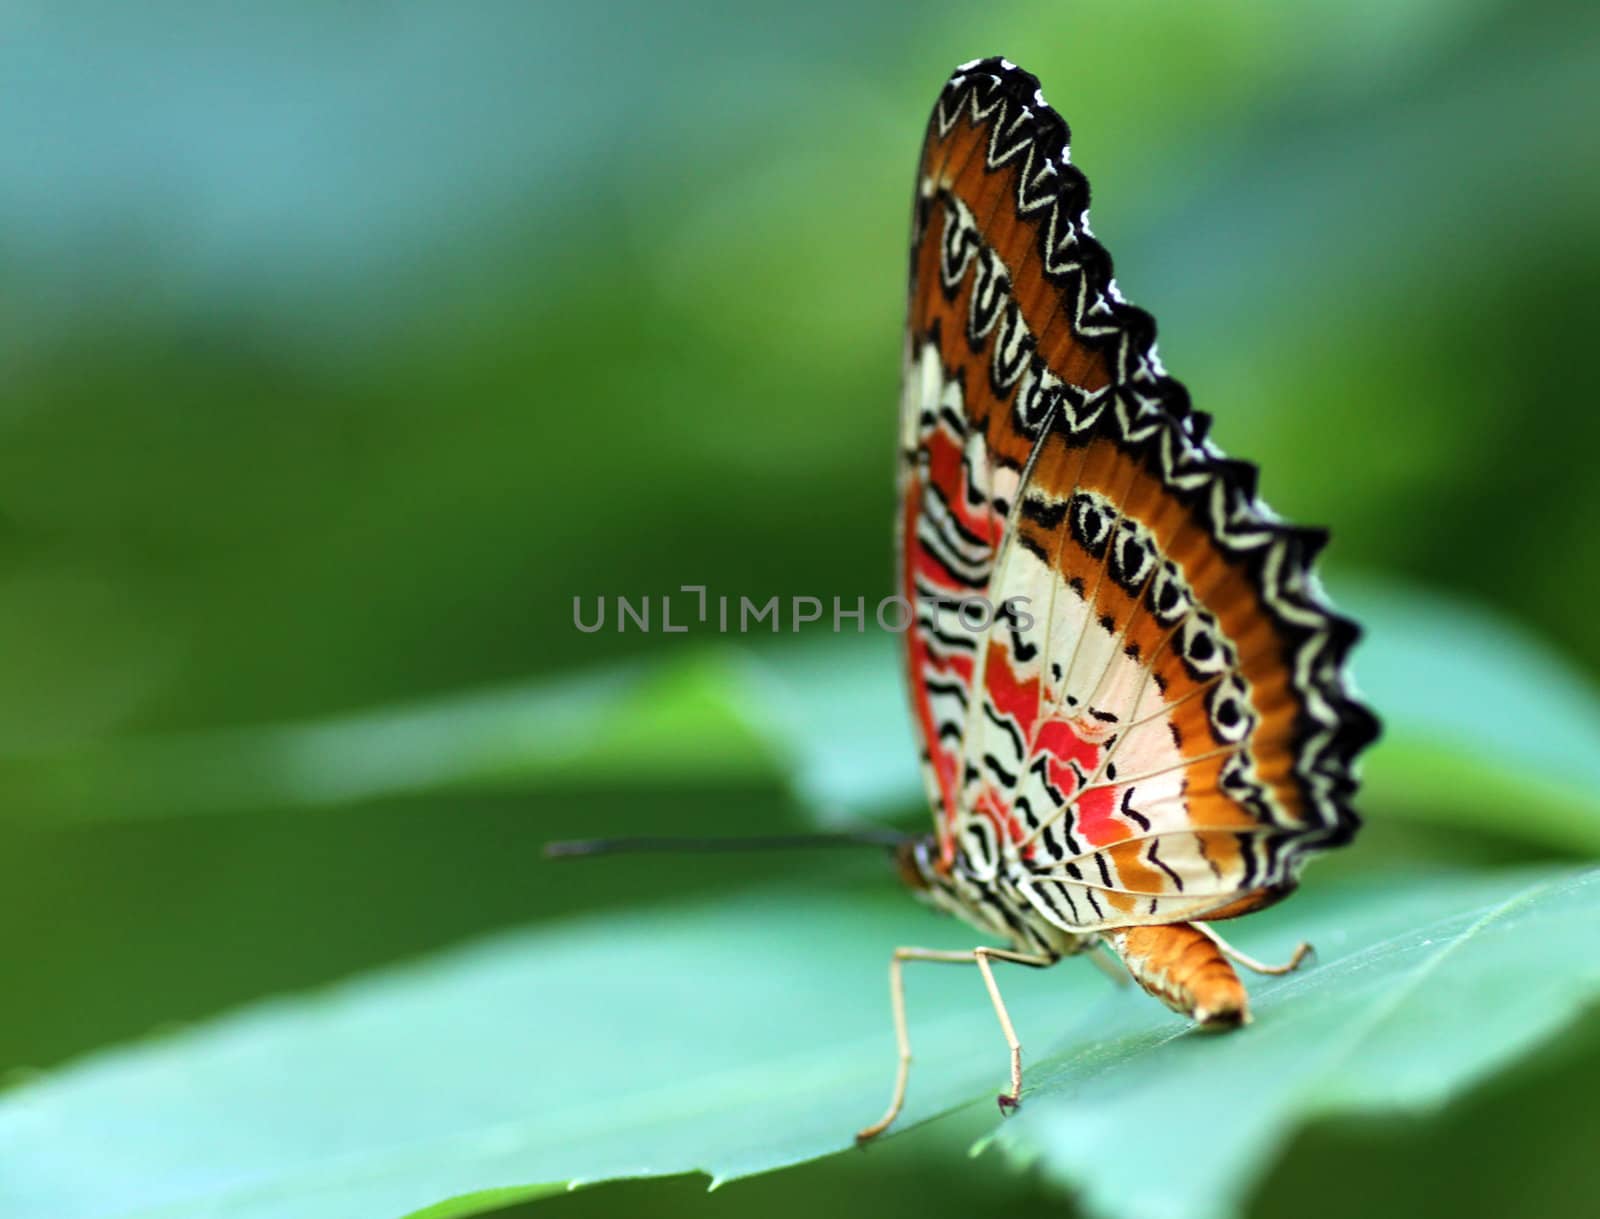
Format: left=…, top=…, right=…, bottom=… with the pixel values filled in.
left=1194, top=922, right=1313, bottom=976
left=856, top=945, right=1052, bottom=1144
left=973, top=946, right=1057, bottom=1114
left=856, top=947, right=966, bottom=1144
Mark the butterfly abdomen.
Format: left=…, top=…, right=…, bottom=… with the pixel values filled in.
left=1105, top=924, right=1249, bottom=1028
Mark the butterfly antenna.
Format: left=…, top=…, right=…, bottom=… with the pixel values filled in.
left=543, top=829, right=913, bottom=859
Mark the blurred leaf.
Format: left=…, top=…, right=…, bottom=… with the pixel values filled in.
left=1340, top=578, right=1600, bottom=853
left=1, top=649, right=780, bottom=820
left=0, top=867, right=1592, bottom=1219
left=0, top=631, right=922, bottom=824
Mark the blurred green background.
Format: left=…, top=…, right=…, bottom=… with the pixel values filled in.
left=2, top=0, right=1597, bottom=1216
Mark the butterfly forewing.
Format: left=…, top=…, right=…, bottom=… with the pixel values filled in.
left=897, top=59, right=1376, bottom=931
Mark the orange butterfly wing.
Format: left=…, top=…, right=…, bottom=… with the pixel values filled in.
left=897, top=60, right=1377, bottom=929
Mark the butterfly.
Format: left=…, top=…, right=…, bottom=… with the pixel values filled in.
left=858, top=57, right=1379, bottom=1141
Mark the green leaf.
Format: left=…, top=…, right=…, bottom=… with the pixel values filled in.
left=1338, top=578, right=1600, bottom=852
left=1, top=866, right=1593, bottom=1219
left=0, top=633, right=920, bottom=825
left=0, top=649, right=782, bottom=821
left=993, top=866, right=1600, bottom=1219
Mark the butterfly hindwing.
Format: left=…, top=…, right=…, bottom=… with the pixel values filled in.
left=897, top=59, right=1376, bottom=930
